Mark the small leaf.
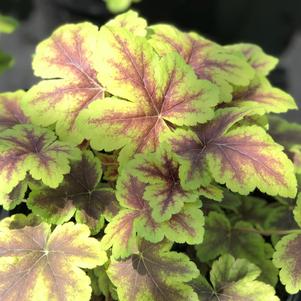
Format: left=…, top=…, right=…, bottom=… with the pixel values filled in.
left=129, top=147, right=199, bottom=222
left=0, top=220, right=107, bottom=301
left=198, top=184, right=224, bottom=202
left=78, top=26, right=218, bottom=164
left=108, top=240, right=199, bottom=301
left=0, top=124, right=80, bottom=194
left=0, top=50, right=14, bottom=75
left=191, top=254, right=279, bottom=301
left=225, top=43, right=278, bottom=76
left=28, top=151, right=118, bottom=234
left=149, top=24, right=254, bottom=102
left=168, top=108, right=297, bottom=197
left=23, top=22, right=105, bottom=144
left=97, top=151, right=119, bottom=182
left=0, top=14, right=18, bottom=34
left=0, top=90, right=29, bottom=132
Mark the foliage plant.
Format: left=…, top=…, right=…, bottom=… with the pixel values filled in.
left=0, top=14, right=18, bottom=75
left=0, top=10, right=301, bottom=301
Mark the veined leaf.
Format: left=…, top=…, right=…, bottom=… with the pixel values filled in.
left=0, top=90, right=29, bottom=132
left=168, top=108, right=297, bottom=197
left=0, top=124, right=80, bottom=194
left=128, top=147, right=199, bottom=222
left=149, top=24, right=254, bottom=102
left=108, top=240, right=199, bottom=301
left=195, top=212, right=278, bottom=285
left=231, top=76, right=296, bottom=113
left=100, top=174, right=204, bottom=259
left=0, top=219, right=107, bottom=301
left=78, top=26, right=219, bottom=164
left=97, top=151, right=119, bottom=183
left=28, top=151, right=119, bottom=234
left=23, top=23, right=105, bottom=144
left=198, top=183, right=224, bottom=202
left=190, top=254, right=279, bottom=301
left=225, top=43, right=278, bottom=76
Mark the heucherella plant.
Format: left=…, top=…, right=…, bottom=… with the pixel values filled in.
left=0, top=10, right=300, bottom=301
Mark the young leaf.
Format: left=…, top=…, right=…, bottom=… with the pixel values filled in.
left=231, top=76, right=296, bottom=113
left=195, top=212, right=278, bottom=285
left=0, top=14, right=18, bottom=34
left=108, top=240, right=199, bottom=301
left=0, top=124, right=80, bottom=194
left=149, top=24, right=254, bottom=102
left=190, top=254, right=279, bottom=301
left=28, top=151, right=118, bottom=234
left=101, top=175, right=204, bottom=258
left=78, top=26, right=218, bottom=164
left=128, top=147, right=199, bottom=222
left=23, top=23, right=104, bottom=144
left=97, top=151, right=119, bottom=182
left=0, top=49, right=14, bottom=75
left=225, top=43, right=278, bottom=76
left=168, top=108, right=297, bottom=197
left=198, top=183, right=224, bottom=202
left=0, top=220, right=107, bottom=301
left=0, top=90, right=29, bottom=132
left=106, top=0, right=141, bottom=14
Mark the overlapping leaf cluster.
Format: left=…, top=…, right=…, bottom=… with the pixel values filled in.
left=0, top=10, right=300, bottom=301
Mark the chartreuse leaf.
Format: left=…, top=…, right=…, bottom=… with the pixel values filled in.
left=106, top=10, right=147, bottom=36
left=148, top=24, right=254, bottom=102
left=293, top=193, right=301, bottom=227
left=231, top=75, right=297, bottom=113
left=77, top=25, right=218, bottom=164
left=128, top=146, right=199, bottom=222
left=198, top=184, right=224, bottom=202
left=23, top=22, right=105, bottom=144
left=168, top=108, right=297, bottom=197
left=0, top=219, right=107, bottom=301
left=269, top=115, right=301, bottom=174
left=108, top=240, right=199, bottom=301
left=106, top=0, right=141, bottom=14
left=0, top=50, right=14, bottom=75
left=28, top=151, right=118, bottom=234
left=0, top=90, right=29, bottom=132
left=0, top=213, right=41, bottom=231
left=101, top=174, right=204, bottom=259
left=190, top=255, right=279, bottom=301
left=0, top=14, right=18, bottom=34
left=0, top=124, right=80, bottom=194
left=225, top=43, right=278, bottom=76
left=196, top=212, right=278, bottom=285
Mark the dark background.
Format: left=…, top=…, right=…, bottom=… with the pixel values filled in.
left=1, top=0, right=301, bottom=122
left=0, top=1, right=301, bottom=299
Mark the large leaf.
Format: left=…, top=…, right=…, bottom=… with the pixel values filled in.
left=0, top=219, right=107, bottom=301
left=128, top=146, right=199, bottom=222
left=0, top=90, right=29, bottom=132
left=231, top=76, right=296, bottom=113
left=23, top=23, right=105, bottom=144
left=0, top=124, right=80, bottom=194
left=195, top=212, right=278, bottom=285
left=77, top=26, right=218, bottom=164
left=149, top=24, right=254, bottom=102
left=168, top=108, right=297, bottom=197
left=28, top=151, right=119, bottom=234
left=108, top=240, right=199, bottom=301
left=100, top=174, right=204, bottom=258
left=190, top=254, right=279, bottom=301
left=225, top=43, right=278, bottom=76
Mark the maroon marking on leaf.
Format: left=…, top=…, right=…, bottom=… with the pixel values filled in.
left=0, top=95, right=28, bottom=131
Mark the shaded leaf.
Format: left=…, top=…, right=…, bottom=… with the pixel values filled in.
left=108, top=240, right=199, bottom=301
left=0, top=50, right=14, bottom=75
left=78, top=26, right=218, bottom=164
left=168, top=108, right=297, bottom=197
left=0, top=220, right=107, bottom=301
left=28, top=151, right=118, bottom=234
left=0, top=124, right=80, bottom=194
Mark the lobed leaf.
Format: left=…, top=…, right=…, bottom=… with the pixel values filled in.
left=0, top=124, right=80, bottom=194
left=78, top=26, right=218, bottom=164
left=168, top=108, right=297, bottom=197
left=28, top=151, right=119, bottom=234
left=0, top=220, right=107, bottom=301
left=149, top=24, right=254, bottom=102
left=108, top=240, right=199, bottom=301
